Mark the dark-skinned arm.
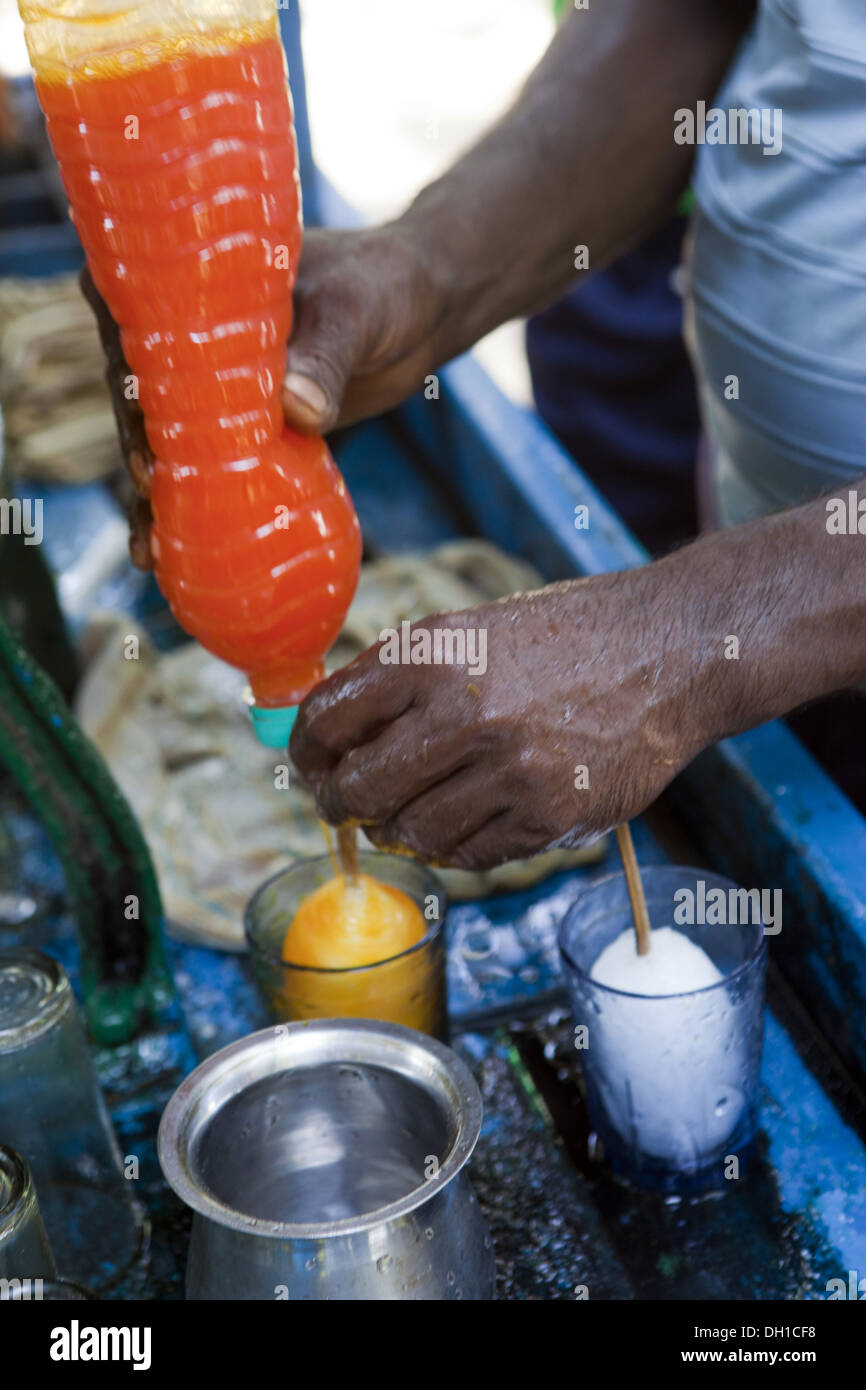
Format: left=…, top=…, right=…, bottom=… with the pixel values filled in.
left=281, top=0, right=755, bottom=432
left=291, top=479, right=866, bottom=869
left=86, top=0, right=754, bottom=563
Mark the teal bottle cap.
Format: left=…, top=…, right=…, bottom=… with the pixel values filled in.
left=248, top=702, right=298, bottom=749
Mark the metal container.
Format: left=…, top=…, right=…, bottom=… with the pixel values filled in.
left=159, top=1019, right=495, bottom=1300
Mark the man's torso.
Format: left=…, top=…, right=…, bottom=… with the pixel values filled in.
left=690, top=0, right=866, bottom=525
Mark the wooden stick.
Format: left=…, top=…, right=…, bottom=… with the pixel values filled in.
left=336, top=822, right=360, bottom=886
left=615, top=822, right=652, bottom=955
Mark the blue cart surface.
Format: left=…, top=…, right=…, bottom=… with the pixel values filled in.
left=6, top=336, right=864, bottom=1299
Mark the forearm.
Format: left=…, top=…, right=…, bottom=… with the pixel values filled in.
left=671, top=478, right=866, bottom=747
left=400, top=0, right=754, bottom=361
left=290, top=473, right=865, bottom=865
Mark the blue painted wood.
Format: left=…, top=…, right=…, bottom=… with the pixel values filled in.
left=314, top=168, right=364, bottom=230
left=332, top=418, right=465, bottom=552
left=762, top=1011, right=866, bottom=1279
left=0, top=171, right=57, bottom=227
left=669, top=730, right=866, bottom=1083
left=278, top=0, right=321, bottom=228
left=400, top=352, right=648, bottom=580
left=0, top=75, right=81, bottom=276
left=0, top=222, right=83, bottom=277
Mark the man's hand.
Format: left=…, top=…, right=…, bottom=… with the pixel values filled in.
left=282, top=0, right=753, bottom=436
left=291, top=482, right=866, bottom=871
left=83, top=222, right=441, bottom=569
left=84, top=0, right=752, bottom=568
left=281, top=224, right=448, bottom=436
left=290, top=568, right=710, bottom=870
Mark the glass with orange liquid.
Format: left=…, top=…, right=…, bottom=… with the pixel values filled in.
left=244, top=853, right=448, bottom=1040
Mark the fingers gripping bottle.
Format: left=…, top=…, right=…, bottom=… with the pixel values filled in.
left=20, top=1, right=361, bottom=747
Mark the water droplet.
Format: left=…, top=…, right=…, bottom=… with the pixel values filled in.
left=425, top=1227, right=434, bottom=1240
left=462, top=930, right=493, bottom=960
left=587, top=1132, right=604, bottom=1161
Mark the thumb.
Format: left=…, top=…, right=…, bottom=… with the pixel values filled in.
left=282, top=297, right=361, bottom=435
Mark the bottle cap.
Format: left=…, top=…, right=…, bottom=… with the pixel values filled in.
left=248, top=702, right=298, bottom=749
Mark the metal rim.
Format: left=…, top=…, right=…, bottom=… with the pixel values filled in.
left=158, top=1018, right=483, bottom=1240
left=244, top=851, right=448, bottom=975
left=0, top=1145, right=35, bottom=1243
left=558, top=865, right=769, bottom=1001
left=0, top=948, right=70, bottom=1051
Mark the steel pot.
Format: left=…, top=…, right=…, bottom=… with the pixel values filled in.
left=158, top=1019, right=495, bottom=1300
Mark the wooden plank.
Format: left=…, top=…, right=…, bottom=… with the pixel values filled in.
left=0, top=222, right=83, bottom=277
left=671, top=732, right=866, bottom=1086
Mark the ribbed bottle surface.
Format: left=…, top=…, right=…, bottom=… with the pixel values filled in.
left=23, top=3, right=361, bottom=705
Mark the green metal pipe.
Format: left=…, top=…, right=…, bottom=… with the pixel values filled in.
left=0, top=613, right=173, bottom=1042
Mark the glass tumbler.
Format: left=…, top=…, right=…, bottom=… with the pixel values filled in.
left=0, top=949, right=145, bottom=1290
left=559, top=866, right=768, bottom=1193
left=0, top=1144, right=56, bottom=1287
left=245, top=853, right=448, bottom=1039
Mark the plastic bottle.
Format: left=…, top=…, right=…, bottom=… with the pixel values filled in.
left=20, top=0, right=361, bottom=746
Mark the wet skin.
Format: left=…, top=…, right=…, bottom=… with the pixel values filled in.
left=290, top=511, right=866, bottom=869
left=289, top=574, right=705, bottom=868
left=87, top=0, right=866, bottom=868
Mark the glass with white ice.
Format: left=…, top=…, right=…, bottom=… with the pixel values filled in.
left=559, top=866, right=767, bottom=1192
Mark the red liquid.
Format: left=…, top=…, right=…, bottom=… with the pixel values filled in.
left=37, top=35, right=361, bottom=705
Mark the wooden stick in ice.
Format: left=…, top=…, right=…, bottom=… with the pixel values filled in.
left=614, top=822, right=651, bottom=955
